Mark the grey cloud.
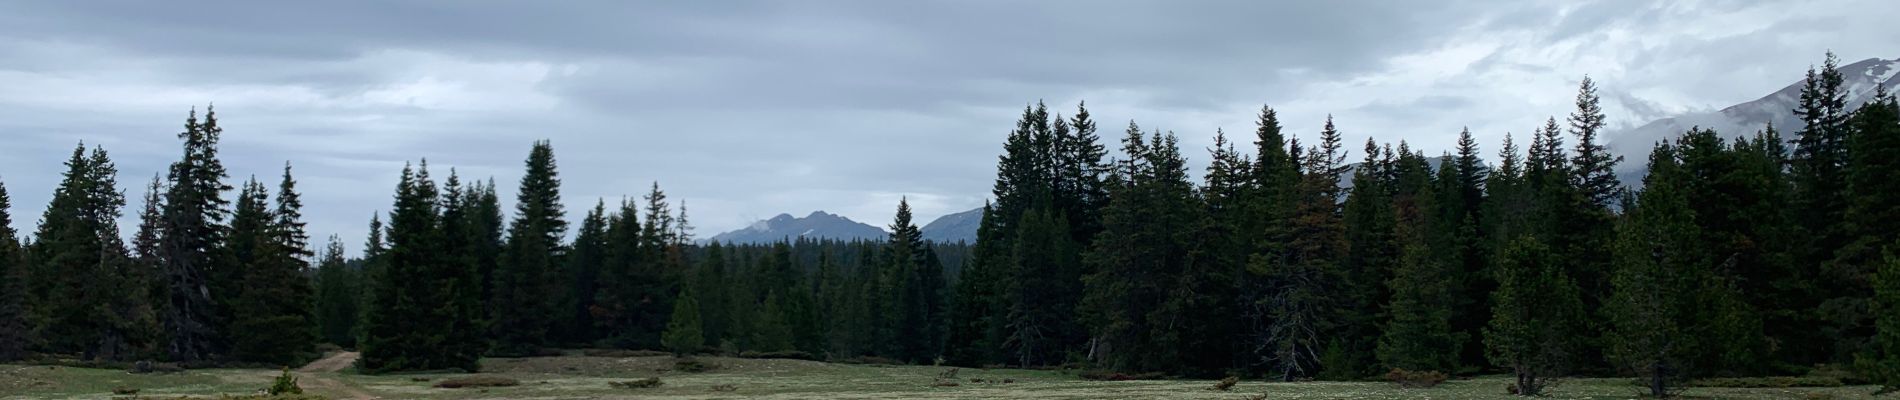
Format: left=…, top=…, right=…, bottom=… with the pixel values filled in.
left=0, top=0, right=1893, bottom=254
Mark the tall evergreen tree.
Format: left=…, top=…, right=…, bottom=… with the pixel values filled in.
left=1862, top=244, right=1900, bottom=394
left=158, top=107, right=234, bottom=362
left=1379, top=148, right=1464, bottom=373
left=357, top=162, right=478, bottom=372
left=314, top=236, right=359, bottom=347
left=1081, top=125, right=1200, bottom=373
left=493, top=140, right=568, bottom=355
left=1257, top=117, right=1348, bottom=380
left=0, top=178, right=29, bottom=361
left=1334, top=138, right=1396, bottom=379
left=1486, top=237, right=1586, bottom=396
left=31, top=144, right=151, bottom=360
left=560, top=201, right=610, bottom=345
left=228, top=168, right=320, bottom=365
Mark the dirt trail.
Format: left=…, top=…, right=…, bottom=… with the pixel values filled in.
left=293, top=352, right=375, bottom=400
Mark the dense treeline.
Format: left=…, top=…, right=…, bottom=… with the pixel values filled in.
left=0, top=52, right=1896, bottom=396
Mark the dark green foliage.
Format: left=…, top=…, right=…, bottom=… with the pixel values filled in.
left=1486, top=237, right=1585, bottom=396
left=662, top=287, right=704, bottom=356
left=313, top=236, right=359, bottom=347
left=1860, top=244, right=1900, bottom=393
left=29, top=144, right=155, bottom=361
left=492, top=140, right=567, bottom=356
left=357, top=162, right=479, bottom=373
left=0, top=179, right=28, bottom=361
left=1256, top=117, right=1349, bottom=380
left=158, top=107, right=235, bottom=362
left=1379, top=150, right=1464, bottom=373
left=559, top=201, right=610, bottom=345
left=1081, top=124, right=1201, bottom=374
left=229, top=168, right=321, bottom=366
left=268, top=367, right=302, bottom=395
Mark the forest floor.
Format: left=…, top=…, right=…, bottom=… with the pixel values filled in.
left=0, top=352, right=1886, bottom=399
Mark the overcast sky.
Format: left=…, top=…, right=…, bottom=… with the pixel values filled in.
left=1, top=0, right=1895, bottom=254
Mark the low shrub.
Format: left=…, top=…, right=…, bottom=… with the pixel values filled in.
left=1212, top=376, right=1240, bottom=391
left=930, top=379, right=960, bottom=387
left=938, top=367, right=960, bottom=379
left=710, top=383, right=739, bottom=392
left=740, top=350, right=817, bottom=360
left=582, top=349, right=671, bottom=358
left=1685, top=376, right=1843, bottom=388
left=1078, top=370, right=1164, bottom=381
left=609, top=377, right=664, bottom=389
left=433, top=376, right=521, bottom=389
left=268, top=368, right=303, bottom=395
left=111, top=387, right=139, bottom=395
left=1384, top=368, right=1449, bottom=389
left=674, top=358, right=721, bottom=373
left=839, top=356, right=899, bottom=365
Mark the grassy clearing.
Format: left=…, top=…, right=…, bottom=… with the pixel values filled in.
left=2, top=355, right=1887, bottom=399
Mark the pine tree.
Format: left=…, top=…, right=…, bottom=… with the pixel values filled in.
left=1166, top=129, right=1249, bottom=377
left=1791, top=53, right=1858, bottom=362
left=1860, top=244, right=1900, bottom=394
left=560, top=201, right=609, bottom=345
left=1082, top=124, right=1200, bottom=373
left=31, top=144, right=149, bottom=360
left=751, top=291, right=795, bottom=352
left=1334, top=138, right=1396, bottom=379
left=0, top=178, right=28, bottom=361
left=228, top=166, right=320, bottom=366
left=158, top=106, right=234, bottom=362
left=1005, top=207, right=1080, bottom=367
left=358, top=162, right=474, bottom=372
left=436, top=171, right=490, bottom=368
left=1606, top=141, right=1699, bottom=397
left=1486, top=237, right=1585, bottom=396
left=1257, top=116, right=1348, bottom=380
left=1840, top=86, right=1900, bottom=364
left=595, top=197, right=645, bottom=347
left=493, top=140, right=568, bottom=355
left=314, top=236, right=358, bottom=347
left=945, top=204, right=1006, bottom=366
left=1242, top=105, right=1301, bottom=376
left=1379, top=149, right=1464, bottom=373
left=662, top=287, right=705, bottom=356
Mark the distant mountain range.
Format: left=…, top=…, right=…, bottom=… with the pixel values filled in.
left=709, top=57, right=1898, bottom=245
left=706, top=211, right=887, bottom=244
left=1605, top=56, right=1899, bottom=183
left=920, top=207, right=983, bottom=243
left=707, top=208, right=987, bottom=244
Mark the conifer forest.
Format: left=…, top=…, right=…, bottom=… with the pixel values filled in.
left=1, top=51, right=1898, bottom=398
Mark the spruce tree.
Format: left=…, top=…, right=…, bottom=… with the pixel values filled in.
left=1840, top=86, right=1900, bottom=362
left=358, top=162, right=475, bottom=372
left=436, top=171, right=491, bottom=367
left=662, top=287, right=705, bottom=356
left=1606, top=141, right=1699, bottom=396
left=228, top=167, right=320, bottom=365
left=560, top=201, right=610, bottom=345
left=1257, top=117, right=1348, bottom=380
left=1081, top=124, right=1199, bottom=373
left=158, top=107, right=234, bottom=361
left=314, top=236, right=358, bottom=347
left=1379, top=149, right=1463, bottom=374
left=0, top=178, right=28, bottom=361
left=1861, top=244, right=1900, bottom=394
left=1005, top=207, right=1080, bottom=367
left=1334, top=138, right=1396, bottom=379
left=493, top=140, right=568, bottom=355
left=31, top=144, right=148, bottom=360
left=1486, top=237, right=1585, bottom=396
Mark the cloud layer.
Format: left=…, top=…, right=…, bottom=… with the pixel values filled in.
left=1, top=0, right=1893, bottom=254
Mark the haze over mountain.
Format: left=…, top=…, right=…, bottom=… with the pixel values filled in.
left=1605, top=57, right=1900, bottom=183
